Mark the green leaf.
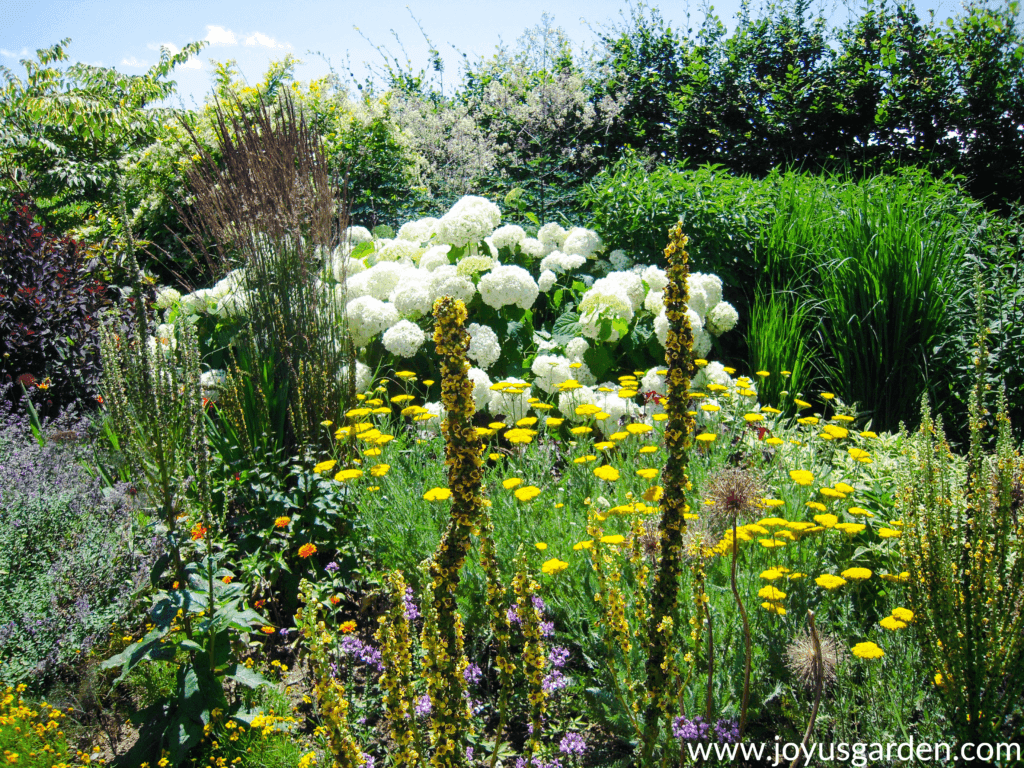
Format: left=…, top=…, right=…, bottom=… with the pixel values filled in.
left=525, top=211, right=540, bottom=225
left=224, top=663, right=274, bottom=690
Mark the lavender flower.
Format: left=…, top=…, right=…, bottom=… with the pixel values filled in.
left=403, top=586, right=420, bottom=621
left=559, top=732, right=587, bottom=756
left=338, top=635, right=383, bottom=671
left=548, top=645, right=570, bottom=669
left=543, top=670, right=570, bottom=693
left=673, top=716, right=711, bottom=742
left=463, top=662, right=483, bottom=686
left=324, top=561, right=340, bottom=573
left=714, top=718, right=740, bottom=744
left=414, top=694, right=432, bottom=717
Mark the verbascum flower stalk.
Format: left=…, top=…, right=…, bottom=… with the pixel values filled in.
left=377, top=570, right=421, bottom=768
left=477, top=511, right=515, bottom=768
left=513, top=552, right=547, bottom=761
left=425, top=296, right=484, bottom=768
left=297, top=581, right=365, bottom=767
left=641, top=224, right=696, bottom=763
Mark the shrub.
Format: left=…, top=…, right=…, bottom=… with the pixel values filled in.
left=0, top=386, right=156, bottom=686
left=0, top=198, right=127, bottom=410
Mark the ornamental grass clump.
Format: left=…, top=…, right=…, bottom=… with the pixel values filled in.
left=640, top=223, right=696, bottom=764
left=423, top=295, right=485, bottom=768
left=897, top=308, right=1024, bottom=744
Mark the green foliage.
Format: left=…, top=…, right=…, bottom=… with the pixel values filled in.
left=897, top=316, right=1024, bottom=743
left=0, top=38, right=206, bottom=232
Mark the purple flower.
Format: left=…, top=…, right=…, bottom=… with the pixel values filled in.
left=540, top=620, right=555, bottom=637
left=338, top=635, right=383, bottom=671
left=325, top=561, right=340, bottom=573
left=403, top=586, right=420, bottom=621
left=543, top=670, right=570, bottom=693
left=548, top=645, right=570, bottom=669
left=279, top=627, right=291, bottom=638
left=714, top=718, right=740, bottom=744
left=463, top=662, right=483, bottom=686
left=531, top=595, right=546, bottom=613
left=361, top=754, right=375, bottom=768
left=506, top=605, right=522, bottom=625
left=466, top=747, right=474, bottom=761
left=559, top=732, right=587, bottom=756
left=673, top=715, right=710, bottom=742
left=414, top=694, right=432, bottom=717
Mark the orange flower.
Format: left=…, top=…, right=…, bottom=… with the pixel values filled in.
left=190, top=523, right=208, bottom=541
left=274, top=516, right=291, bottom=529
left=222, top=575, right=234, bottom=584
left=260, top=626, right=275, bottom=635
left=329, top=595, right=341, bottom=605
left=298, top=543, right=317, bottom=559
left=339, top=620, right=357, bottom=633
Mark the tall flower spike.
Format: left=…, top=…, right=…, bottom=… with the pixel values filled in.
left=424, top=296, right=484, bottom=768
left=377, top=570, right=421, bottom=768
left=640, top=224, right=696, bottom=764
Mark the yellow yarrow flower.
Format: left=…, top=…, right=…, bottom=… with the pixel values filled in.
left=514, top=486, right=542, bottom=502
left=423, top=487, right=451, bottom=501
left=851, top=641, right=884, bottom=659
left=789, top=469, right=814, bottom=486
left=593, top=465, right=620, bottom=481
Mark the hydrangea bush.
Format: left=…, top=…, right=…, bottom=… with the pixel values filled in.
left=156, top=195, right=740, bottom=427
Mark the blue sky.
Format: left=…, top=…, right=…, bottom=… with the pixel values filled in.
left=1, top=0, right=966, bottom=106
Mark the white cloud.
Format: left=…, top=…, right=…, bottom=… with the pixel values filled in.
left=121, top=56, right=148, bottom=68
left=205, top=25, right=237, bottom=46
left=1, top=49, right=17, bottom=58
left=244, top=32, right=290, bottom=49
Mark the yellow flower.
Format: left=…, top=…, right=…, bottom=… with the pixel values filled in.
left=636, top=468, right=659, bottom=480
left=762, top=498, right=785, bottom=508
left=789, top=469, right=814, bottom=486
left=593, top=465, right=620, bottom=481
left=696, top=433, right=716, bottom=443
left=541, top=558, right=569, bottom=575
left=813, top=514, right=838, bottom=528
left=643, top=485, right=663, bottom=502
left=339, top=621, right=357, bottom=633
left=572, top=540, right=594, bottom=550
left=891, top=607, right=914, bottom=622
left=423, top=487, right=451, bottom=501
left=806, top=501, right=827, bottom=512
left=847, top=506, right=874, bottom=517
left=759, top=538, right=786, bottom=548
left=822, top=424, right=849, bottom=439
left=274, top=516, right=291, bottom=528
left=758, top=517, right=788, bottom=528
left=700, top=403, right=721, bottom=412
left=535, top=542, right=547, bottom=551
left=298, top=543, right=317, bottom=559
left=794, top=398, right=812, bottom=408
left=516, top=417, right=538, bottom=427
left=821, top=392, right=835, bottom=400
left=744, top=413, right=764, bottom=422
left=503, top=478, right=523, bottom=490
left=834, top=481, right=855, bottom=493
left=841, top=567, right=872, bottom=580
left=570, top=426, right=594, bottom=435
left=798, top=416, right=820, bottom=426
left=573, top=455, right=596, bottom=464
left=600, top=535, right=625, bottom=545
left=334, top=468, right=363, bottom=482
left=370, top=464, right=390, bottom=477
left=878, top=527, right=902, bottom=538
left=594, top=441, right=616, bottom=450
left=626, top=423, right=653, bottom=434
left=313, top=459, right=337, bottom=474
left=815, top=574, right=847, bottom=590
left=505, top=428, right=536, bottom=444
left=860, top=430, right=878, bottom=438
left=851, top=641, right=884, bottom=660
left=758, top=586, right=786, bottom=600
left=514, top=486, right=542, bottom=502
left=834, top=523, right=866, bottom=535
left=760, top=569, right=783, bottom=580
left=546, top=417, right=565, bottom=427
left=879, top=616, right=907, bottom=631
left=760, top=601, right=787, bottom=616
left=395, top=371, right=417, bottom=379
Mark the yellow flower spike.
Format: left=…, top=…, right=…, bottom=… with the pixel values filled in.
left=422, top=487, right=451, bottom=501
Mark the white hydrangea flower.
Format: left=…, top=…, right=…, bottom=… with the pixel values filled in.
left=538, top=223, right=568, bottom=249
left=642, top=265, right=669, bottom=292
left=456, top=256, right=494, bottom=277
left=216, top=289, right=250, bottom=318
left=531, top=354, right=575, bottom=394
left=429, top=266, right=477, bottom=306
left=608, top=250, right=632, bottom=270
left=397, top=217, right=438, bottom=243
left=339, top=360, right=373, bottom=393
left=468, top=367, right=492, bottom=412
left=519, top=237, right=548, bottom=258
left=390, top=277, right=434, bottom=319
left=488, top=378, right=532, bottom=421
left=640, top=367, right=666, bottom=395
left=363, top=262, right=414, bottom=301
left=557, top=385, right=597, bottom=422
left=539, top=250, right=587, bottom=275
left=705, top=301, right=739, bottom=336
left=155, top=287, right=181, bottom=309
left=343, top=226, right=374, bottom=245
left=693, top=326, right=713, bottom=358
left=692, top=361, right=733, bottom=390
left=467, top=323, right=501, bottom=370
left=565, top=337, right=589, bottom=362
left=491, top=224, right=526, bottom=251
left=147, top=323, right=177, bottom=357
left=609, top=270, right=645, bottom=311
left=561, top=227, right=603, bottom=257
left=478, top=265, right=539, bottom=310
left=179, top=289, right=213, bottom=316
left=592, top=383, right=641, bottom=422
left=328, top=250, right=367, bottom=283
left=644, top=289, right=664, bottom=314
left=686, top=283, right=709, bottom=318
left=346, top=296, right=399, bottom=348
left=433, top=195, right=502, bottom=248
left=338, top=272, right=370, bottom=304
left=375, top=238, right=423, bottom=264
left=654, top=309, right=669, bottom=346
left=200, top=369, right=227, bottom=403
left=692, top=272, right=723, bottom=310
left=578, top=274, right=636, bottom=340
left=418, top=245, right=452, bottom=272
left=538, top=269, right=557, bottom=292
left=533, top=333, right=559, bottom=352
left=382, top=319, right=426, bottom=358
